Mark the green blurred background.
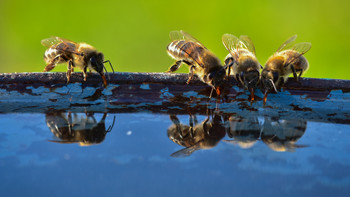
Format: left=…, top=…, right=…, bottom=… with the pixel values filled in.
left=0, top=0, right=349, bottom=79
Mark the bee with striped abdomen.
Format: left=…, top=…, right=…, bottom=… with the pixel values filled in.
left=41, top=37, right=114, bottom=87
left=261, top=35, right=311, bottom=104
left=222, top=34, right=262, bottom=101
left=166, top=30, right=226, bottom=96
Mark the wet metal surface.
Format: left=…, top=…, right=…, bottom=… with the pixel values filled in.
left=0, top=72, right=349, bottom=123
left=0, top=72, right=350, bottom=196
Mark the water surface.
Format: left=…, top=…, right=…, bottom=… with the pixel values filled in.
left=0, top=112, right=349, bottom=197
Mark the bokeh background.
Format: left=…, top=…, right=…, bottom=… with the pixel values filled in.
left=0, top=0, right=349, bottom=79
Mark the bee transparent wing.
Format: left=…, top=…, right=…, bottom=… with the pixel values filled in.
left=277, top=35, right=297, bottom=52
left=169, top=30, right=185, bottom=41
left=169, top=30, right=206, bottom=48
left=291, top=42, right=312, bottom=55
left=284, top=42, right=312, bottom=66
left=239, top=35, right=256, bottom=55
left=170, top=144, right=200, bottom=158
left=41, top=36, right=74, bottom=47
left=41, top=36, right=82, bottom=56
left=222, top=34, right=241, bottom=59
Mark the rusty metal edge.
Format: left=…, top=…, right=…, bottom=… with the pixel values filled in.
left=0, top=72, right=350, bottom=91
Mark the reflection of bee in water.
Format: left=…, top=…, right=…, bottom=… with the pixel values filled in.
left=224, top=115, right=261, bottom=149
left=222, top=34, right=262, bottom=101
left=46, top=112, right=115, bottom=146
left=41, top=37, right=114, bottom=87
left=167, top=30, right=226, bottom=96
left=167, top=114, right=226, bottom=157
left=261, top=117, right=307, bottom=152
left=261, top=35, right=311, bottom=104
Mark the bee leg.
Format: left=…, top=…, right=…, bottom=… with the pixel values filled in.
left=83, top=66, right=88, bottom=81
left=202, top=117, right=210, bottom=136
left=290, top=65, right=299, bottom=82
left=170, top=115, right=184, bottom=138
left=167, top=60, right=182, bottom=73
left=235, top=74, right=245, bottom=87
left=187, top=65, right=195, bottom=84
left=224, top=57, right=234, bottom=77
left=276, top=78, right=284, bottom=92
left=189, top=115, right=194, bottom=138
left=66, top=60, right=74, bottom=84
left=298, top=69, right=304, bottom=82
left=43, top=56, right=60, bottom=72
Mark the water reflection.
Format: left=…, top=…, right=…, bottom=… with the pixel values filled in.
left=167, top=113, right=226, bottom=157
left=46, top=112, right=115, bottom=146
left=261, top=117, right=307, bottom=152
left=224, top=114, right=261, bottom=149
left=167, top=111, right=309, bottom=154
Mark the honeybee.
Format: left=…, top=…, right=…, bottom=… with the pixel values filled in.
left=41, top=37, right=114, bottom=87
left=167, top=114, right=226, bottom=157
left=166, top=30, right=226, bottom=96
left=46, top=112, right=115, bottom=146
left=261, top=117, right=307, bottom=152
left=261, top=35, right=311, bottom=104
left=222, top=34, right=262, bottom=101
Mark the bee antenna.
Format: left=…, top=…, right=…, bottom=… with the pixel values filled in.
left=103, top=60, right=115, bottom=74
left=269, top=79, right=278, bottom=93
left=106, top=116, right=116, bottom=133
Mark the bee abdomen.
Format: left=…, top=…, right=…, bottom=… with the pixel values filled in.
left=167, top=40, right=203, bottom=63
left=44, top=48, right=57, bottom=61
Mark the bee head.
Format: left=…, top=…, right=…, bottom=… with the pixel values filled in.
left=208, top=67, right=226, bottom=95
left=89, top=52, right=105, bottom=74
left=261, top=69, right=279, bottom=93
left=241, top=70, right=260, bottom=90
left=208, top=67, right=225, bottom=87
left=89, top=52, right=108, bottom=87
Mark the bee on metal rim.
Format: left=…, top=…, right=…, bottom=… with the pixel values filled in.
left=41, top=37, right=114, bottom=87
left=222, top=34, right=262, bottom=101
left=166, top=30, right=226, bottom=96
left=261, top=35, right=311, bottom=104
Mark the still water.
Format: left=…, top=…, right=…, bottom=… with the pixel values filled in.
left=0, top=111, right=349, bottom=197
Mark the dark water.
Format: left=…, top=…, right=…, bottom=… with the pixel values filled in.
left=0, top=112, right=349, bottom=197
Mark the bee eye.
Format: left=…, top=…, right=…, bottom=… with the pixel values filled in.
left=208, top=71, right=216, bottom=80
left=90, top=56, right=96, bottom=64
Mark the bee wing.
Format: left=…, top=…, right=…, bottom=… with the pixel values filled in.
left=291, top=42, right=312, bottom=55
left=170, top=144, right=200, bottom=158
left=41, top=36, right=75, bottom=47
left=284, top=42, right=312, bottom=66
left=41, top=36, right=82, bottom=56
left=169, top=30, right=207, bottom=48
left=239, top=35, right=256, bottom=55
left=277, top=35, right=297, bottom=52
left=222, top=34, right=242, bottom=60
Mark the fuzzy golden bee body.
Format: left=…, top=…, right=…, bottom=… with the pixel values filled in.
left=261, top=35, right=311, bottom=104
left=42, top=37, right=113, bottom=87
left=167, top=30, right=226, bottom=96
left=222, top=34, right=262, bottom=101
